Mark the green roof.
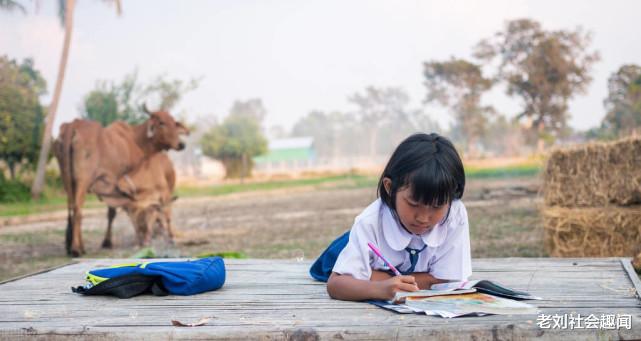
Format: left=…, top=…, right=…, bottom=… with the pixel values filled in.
left=253, top=147, right=314, bottom=163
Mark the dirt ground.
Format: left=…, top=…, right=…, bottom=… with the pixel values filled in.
left=0, top=176, right=544, bottom=282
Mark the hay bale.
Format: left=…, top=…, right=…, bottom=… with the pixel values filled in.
left=543, top=137, right=641, bottom=207
left=542, top=206, right=641, bottom=257
left=632, top=252, right=641, bottom=273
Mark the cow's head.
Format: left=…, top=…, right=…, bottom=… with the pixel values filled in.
left=100, top=174, right=175, bottom=246
left=126, top=202, right=167, bottom=246
left=119, top=193, right=177, bottom=247
left=142, top=104, right=190, bottom=151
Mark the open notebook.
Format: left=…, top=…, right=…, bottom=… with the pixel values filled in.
left=392, top=288, right=476, bottom=303
left=369, top=280, right=540, bottom=318
left=430, top=280, right=542, bottom=300
left=403, top=292, right=539, bottom=318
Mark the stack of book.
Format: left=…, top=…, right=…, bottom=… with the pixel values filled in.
left=369, top=280, right=541, bottom=318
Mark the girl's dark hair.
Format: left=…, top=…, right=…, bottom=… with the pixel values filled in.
left=378, top=133, right=465, bottom=212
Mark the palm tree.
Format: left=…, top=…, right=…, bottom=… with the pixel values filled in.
left=0, top=0, right=26, bottom=13
left=29, top=0, right=76, bottom=199
left=8, top=0, right=121, bottom=199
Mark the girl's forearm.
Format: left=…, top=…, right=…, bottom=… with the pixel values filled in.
left=371, top=270, right=445, bottom=289
left=370, top=270, right=392, bottom=281
left=327, top=272, right=385, bottom=301
left=411, top=272, right=447, bottom=289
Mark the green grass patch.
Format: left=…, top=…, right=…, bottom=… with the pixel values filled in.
left=465, top=163, right=541, bottom=179
left=175, top=174, right=369, bottom=197
left=0, top=195, right=102, bottom=217
left=195, top=251, right=248, bottom=259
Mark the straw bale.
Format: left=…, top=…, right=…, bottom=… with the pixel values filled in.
left=543, top=137, right=641, bottom=207
left=542, top=205, right=641, bottom=257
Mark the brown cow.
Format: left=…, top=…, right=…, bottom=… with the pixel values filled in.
left=54, top=106, right=188, bottom=256
left=101, top=152, right=177, bottom=247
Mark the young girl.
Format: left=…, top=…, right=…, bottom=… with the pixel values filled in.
left=310, top=133, right=471, bottom=301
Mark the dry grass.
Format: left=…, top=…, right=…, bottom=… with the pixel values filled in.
left=0, top=176, right=543, bottom=282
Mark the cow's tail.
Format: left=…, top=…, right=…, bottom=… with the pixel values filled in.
left=58, top=124, right=76, bottom=254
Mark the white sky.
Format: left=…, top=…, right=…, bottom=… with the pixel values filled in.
left=1, top=0, right=640, bottom=136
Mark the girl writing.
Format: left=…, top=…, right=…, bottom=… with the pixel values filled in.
left=310, top=133, right=471, bottom=301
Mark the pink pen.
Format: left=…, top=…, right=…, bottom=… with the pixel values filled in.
left=367, top=242, right=402, bottom=276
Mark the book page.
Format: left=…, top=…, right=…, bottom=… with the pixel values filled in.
left=430, top=280, right=480, bottom=291
left=392, top=288, right=476, bottom=303
left=404, top=292, right=538, bottom=316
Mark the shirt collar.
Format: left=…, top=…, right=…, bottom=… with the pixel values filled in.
left=380, top=202, right=448, bottom=250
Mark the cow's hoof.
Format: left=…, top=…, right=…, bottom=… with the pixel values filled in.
left=101, top=239, right=113, bottom=249
left=69, top=249, right=82, bottom=257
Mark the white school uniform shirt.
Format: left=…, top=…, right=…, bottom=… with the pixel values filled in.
left=332, top=198, right=472, bottom=281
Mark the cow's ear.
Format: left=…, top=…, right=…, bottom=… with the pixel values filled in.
left=176, top=122, right=190, bottom=136
left=146, top=120, right=155, bottom=138
left=141, top=103, right=152, bottom=115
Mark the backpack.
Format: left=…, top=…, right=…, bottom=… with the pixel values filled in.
left=72, top=257, right=226, bottom=298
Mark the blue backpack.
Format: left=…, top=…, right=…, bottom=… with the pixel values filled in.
left=72, top=257, right=226, bottom=298
left=309, top=231, right=350, bottom=282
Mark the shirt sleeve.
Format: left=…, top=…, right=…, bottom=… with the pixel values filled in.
left=332, top=221, right=373, bottom=280
left=429, top=201, right=472, bottom=281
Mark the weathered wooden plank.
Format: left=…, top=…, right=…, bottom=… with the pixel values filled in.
left=621, top=258, right=641, bottom=302
left=0, top=307, right=637, bottom=326
left=0, top=258, right=639, bottom=340
left=0, top=321, right=637, bottom=341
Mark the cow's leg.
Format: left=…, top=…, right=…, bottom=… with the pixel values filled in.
left=70, top=184, right=89, bottom=257
left=137, top=223, right=151, bottom=247
left=132, top=211, right=146, bottom=247
left=142, top=211, right=155, bottom=247
left=102, top=207, right=116, bottom=249
left=65, top=209, right=73, bottom=254
left=164, top=206, right=175, bottom=245
left=143, top=226, right=152, bottom=246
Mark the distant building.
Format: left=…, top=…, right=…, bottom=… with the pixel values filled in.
left=253, top=137, right=316, bottom=173
left=168, top=129, right=226, bottom=183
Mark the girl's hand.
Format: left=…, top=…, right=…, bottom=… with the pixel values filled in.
left=376, top=275, right=419, bottom=300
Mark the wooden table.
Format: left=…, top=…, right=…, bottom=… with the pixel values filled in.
left=1, top=258, right=640, bottom=340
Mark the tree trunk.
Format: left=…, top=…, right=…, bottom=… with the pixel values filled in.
left=8, top=160, right=15, bottom=180
left=240, top=153, right=247, bottom=184
left=467, top=137, right=476, bottom=159
left=31, top=0, right=76, bottom=199
left=536, top=120, right=545, bottom=154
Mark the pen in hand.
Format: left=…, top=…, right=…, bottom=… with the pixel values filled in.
left=367, top=242, right=402, bottom=276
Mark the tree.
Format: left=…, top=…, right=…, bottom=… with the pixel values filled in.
left=0, top=0, right=26, bottom=13
left=229, top=99, right=267, bottom=123
left=474, top=18, right=600, bottom=152
left=602, top=64, right=641, bottom=137
left=481, top=115, right=527, bottom=156
left=0, top=56, right=47, bottom=179
left=80, top=81, right=118, bottom=126
left=292, top=110, right=353, bottom=161
left=140, top=74, right=200, bottom=113
left=200, top=111, right=268, bottom=179
left=7, top=0, right=123, bottom=199
left=80, top=70, right=200, bottom=126
left=348, top=87, right=412, bottom=160
left=423, top=58, right=494, bottom=157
